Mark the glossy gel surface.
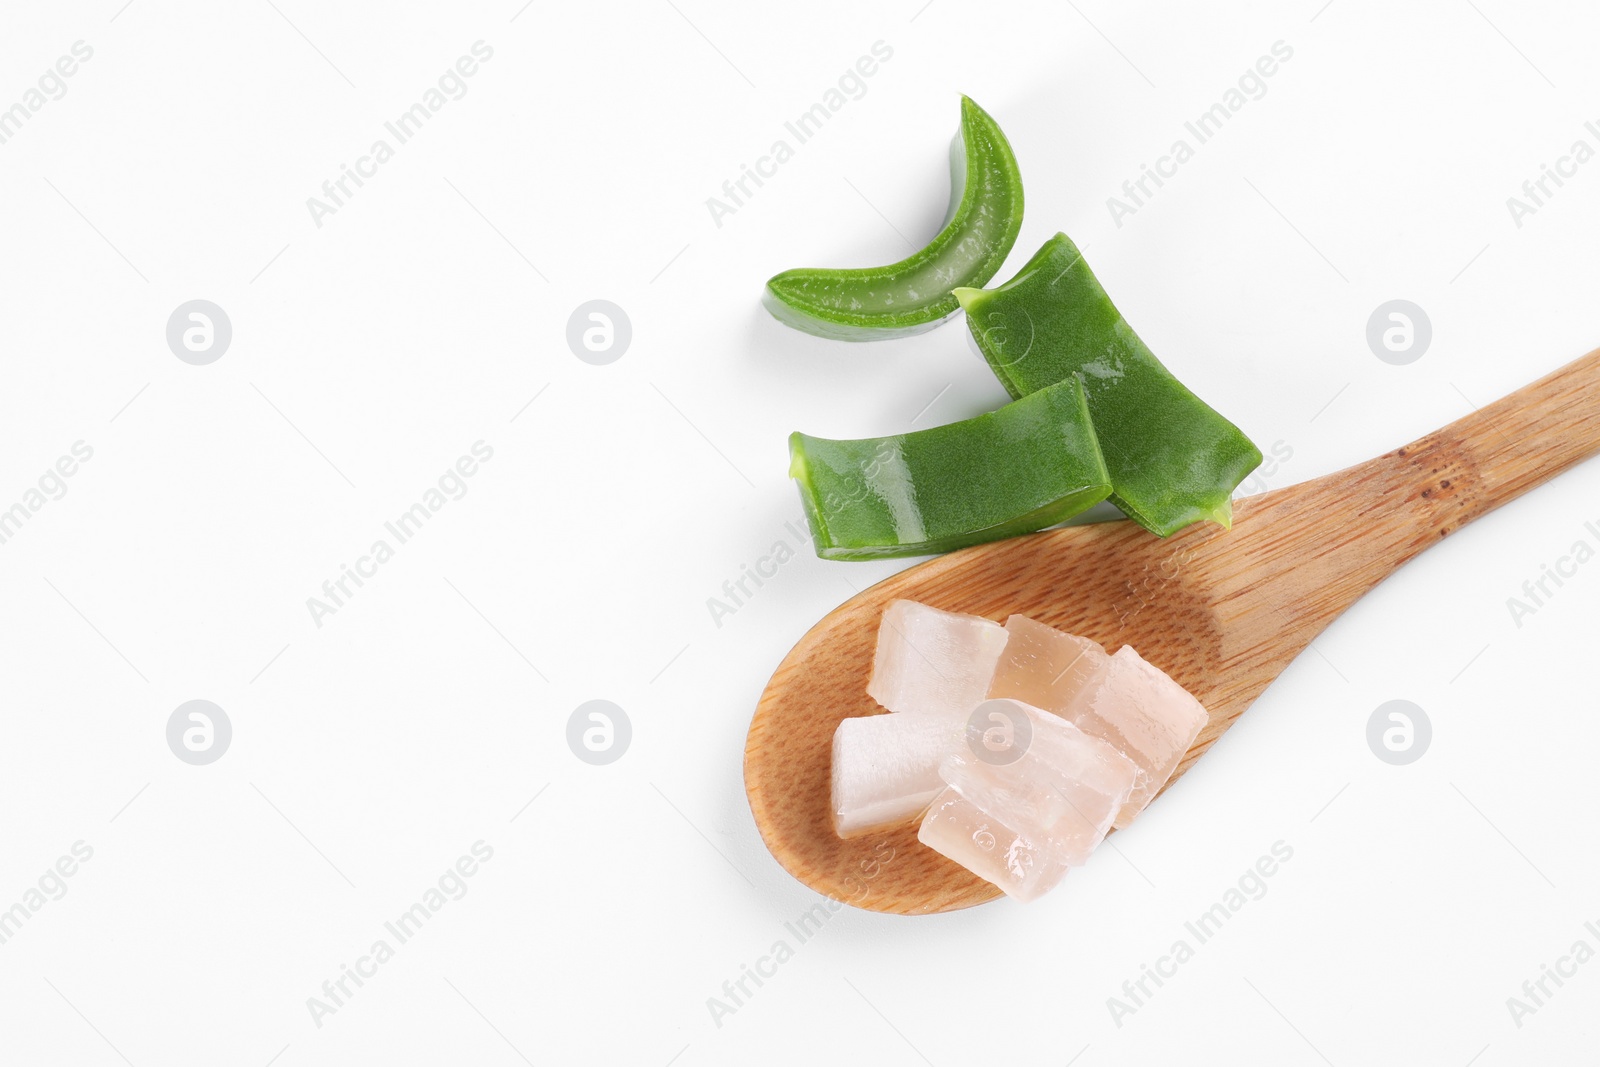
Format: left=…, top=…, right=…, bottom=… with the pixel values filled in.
left=986, top=614, right=1109, bottom=716
left=919, top=701, right=1137, bottom=902
left=1072, top=646, right=1209, bottom=829
left=831, top=711, right=964, bottom=837
left=866, top=600, right=1007, bottom=718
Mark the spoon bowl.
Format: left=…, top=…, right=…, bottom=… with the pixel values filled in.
left=744, top=347, right=1600, bottom=914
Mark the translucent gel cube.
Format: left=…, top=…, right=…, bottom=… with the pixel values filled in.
left=986, top=614, right=1110, bottom=718
left=944, top=699, right=1138, bottom=861
left=866, top=600, right=1007, bottom=718
left=1071, top=646, right=1208, bottom=829
left=918, top=700, right=1138, bottom=901
left=918, top=789, right=1068, bottom=903
left=831, top=712, right=965, bottom=837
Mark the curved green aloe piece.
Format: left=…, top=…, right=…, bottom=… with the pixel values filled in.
left=790, top=376, right=1110, bottom=560
left=763, top=96, right=1024, bottom=341
left=955, top=233, right=1262, bottom=536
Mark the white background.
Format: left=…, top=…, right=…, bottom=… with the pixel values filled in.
left=1, top=0, right=1597, bottom=1063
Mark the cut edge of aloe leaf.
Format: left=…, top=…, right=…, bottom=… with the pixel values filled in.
left=1109, top=491, right=1237, bottom=538
left=762, top=95, right=1024, bottom=342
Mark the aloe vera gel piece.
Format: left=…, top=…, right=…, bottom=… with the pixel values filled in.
left=790, top=377, right=1110, bottom=560
left=955, top=234, right=1262, bottom=535
left=764, top=96, right=1024, bottom=341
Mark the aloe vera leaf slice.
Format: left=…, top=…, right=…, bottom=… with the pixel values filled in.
left=789, top=376, right=1110, bottom=560
left=763, top=96, right=1024, bottom=341
left=954, top=232, right=1262, bottom=536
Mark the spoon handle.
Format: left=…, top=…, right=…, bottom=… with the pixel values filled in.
left=1446, top=346, right=1600, bottom=527
left=1218, top=346, right=1600, bottom=670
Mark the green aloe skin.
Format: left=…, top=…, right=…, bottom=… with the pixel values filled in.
left=955, top=233, right=1262, bottom=536
left=763, top=96, right=1024, bottom=341
left=790, top=376, right=1110, bottom=560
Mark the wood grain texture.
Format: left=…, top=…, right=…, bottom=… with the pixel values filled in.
left=744, top=346, right=1600, bottom=915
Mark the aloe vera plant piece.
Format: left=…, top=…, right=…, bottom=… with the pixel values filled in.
left=790, top=376, right=1110, bottom=560
left=955, top=233, right=1262, bottom=536
left=763, top=96, right=1024, bottom=341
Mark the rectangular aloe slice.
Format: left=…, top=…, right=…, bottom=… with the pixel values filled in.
left=790, top=375, right=1111, bottom=560
left=956, top=233, right=1262, bottom=535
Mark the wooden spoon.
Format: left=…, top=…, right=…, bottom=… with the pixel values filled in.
left=744, top=347, right=1600, bottom=915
